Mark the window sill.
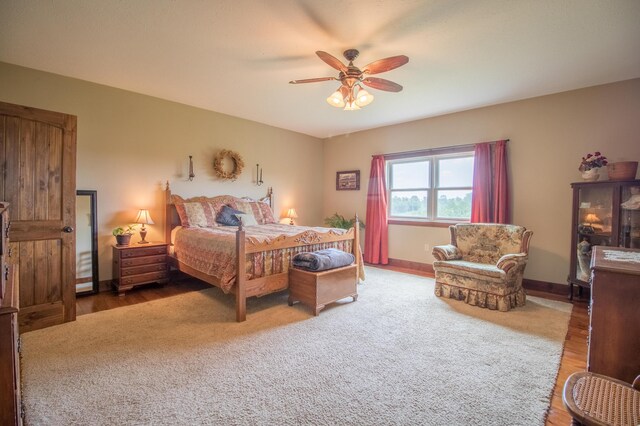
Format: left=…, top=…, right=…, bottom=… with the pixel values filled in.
left=388, top=219, right=469, bottom=228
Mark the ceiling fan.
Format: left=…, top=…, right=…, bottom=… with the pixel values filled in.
left=289, top=49, right=409, bottom=110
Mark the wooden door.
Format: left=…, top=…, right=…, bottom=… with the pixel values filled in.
left=0, top=101, right=77, bottom=332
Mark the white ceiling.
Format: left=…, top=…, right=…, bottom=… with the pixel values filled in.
left=1, top=0, right=639, bottom=139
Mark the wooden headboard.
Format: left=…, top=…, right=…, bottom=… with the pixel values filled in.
left=164, top=181, right=274, bottom=245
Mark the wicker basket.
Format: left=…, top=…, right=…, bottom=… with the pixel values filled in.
left=607, top=161, right=638, bottom=181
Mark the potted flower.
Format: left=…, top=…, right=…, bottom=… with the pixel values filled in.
left=578, top=152, right=608, bottom=181
left=112, top=224, right=137, bottom=246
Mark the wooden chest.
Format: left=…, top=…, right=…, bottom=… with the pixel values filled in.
left=288, top=264, right=358, bottom=316
left=112, top=242, right=169, bottom=295
left=588, top=246, right=640, bottom=383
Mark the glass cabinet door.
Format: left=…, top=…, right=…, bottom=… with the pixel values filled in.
left=575, top=185, right=613, bottom=282
left=620, top=184, right=640, bottom=249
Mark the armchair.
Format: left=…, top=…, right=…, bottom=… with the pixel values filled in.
left=432, top=223, right=533, bottom=312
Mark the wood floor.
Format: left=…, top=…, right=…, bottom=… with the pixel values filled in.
left=76, top=269, right=587, bottom=425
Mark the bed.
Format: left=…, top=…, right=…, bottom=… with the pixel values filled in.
left=164, top=183, right=361, bottom=322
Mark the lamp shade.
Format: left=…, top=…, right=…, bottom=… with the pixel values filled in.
left=355, top=88, right=374, bottom=107
left=584, top=213, right=599, bottom=223
left=135, top=209, right=155, bottom=225
left=286, top=208, right=298, bottom=219
left=326, top=90, right=345, bottom=108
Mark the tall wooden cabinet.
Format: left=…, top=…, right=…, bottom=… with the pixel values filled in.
left=587, top=246, right=640, bottom=384
left=568, top=179, right=640, bottom=299
left=0, top=202, right=22, bottom=425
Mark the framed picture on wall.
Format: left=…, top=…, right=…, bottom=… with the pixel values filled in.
left=336, top=170, right=360, bottom=190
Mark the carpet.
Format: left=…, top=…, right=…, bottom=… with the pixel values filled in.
left=21, top=267, right=571, bottom=425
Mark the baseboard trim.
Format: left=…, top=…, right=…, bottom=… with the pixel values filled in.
left=372, top=258, right=567, bottom=296
left=98, top=280, right=112, bottom=293
left=522, top=278, right=569, bottom=296
left=385, top=258, right=434, bottom=276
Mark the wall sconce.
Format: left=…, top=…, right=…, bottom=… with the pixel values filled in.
left=135, top=209, right=155, bottom=244
left=256, top=163, right=263, bottom=186
left=285, top=208, right=298, bottom=225
left=188, top=155, right=195, bottom=181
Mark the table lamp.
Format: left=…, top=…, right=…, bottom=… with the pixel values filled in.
left=285, top=208, right=298, bottom=225
left=135, top=209, right=155, bottom=244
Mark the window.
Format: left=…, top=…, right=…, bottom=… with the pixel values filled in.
left=387, top=151, right=474, bottom=222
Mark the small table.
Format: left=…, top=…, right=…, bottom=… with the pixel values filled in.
left=112, top=242, right=169, bottom=295
left=288, top=264, right=358, bottom=316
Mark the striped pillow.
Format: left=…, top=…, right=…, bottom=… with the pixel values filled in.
left=174, top=201, right=216, bottom=227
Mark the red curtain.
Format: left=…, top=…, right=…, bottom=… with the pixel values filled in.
left=364, top=155, right=389, bottom=264
left=470, top=140, right=510, bottom=224
left=470, top=143, right=492, bottom=223
left=492, top=140, right=509, bottom=224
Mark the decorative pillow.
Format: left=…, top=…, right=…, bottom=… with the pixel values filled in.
left=253, top=201, right=277, bottom=224
left=235, top=199, right=276, bottom=225
left=235, top=213, right=258, bottom=226
left=233, top=200, right=258, bottom=222
left=216, top=205, right=245, bottom=226
left=174, top=201, right=216, bottom=227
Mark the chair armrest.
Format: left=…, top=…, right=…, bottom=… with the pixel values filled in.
left=633, top=375, right=640, bottom=390
left=496, top=253, right=528, bottom=273
left=432, top=245, right=462, bottom=261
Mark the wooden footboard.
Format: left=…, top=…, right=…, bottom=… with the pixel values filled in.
left=165, top=182, right=360, bottom=322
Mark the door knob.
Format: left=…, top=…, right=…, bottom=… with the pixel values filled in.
left=62, top=226, right=74, bottom=233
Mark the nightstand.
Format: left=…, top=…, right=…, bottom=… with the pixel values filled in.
left=112, top=242, right=169, bottom=295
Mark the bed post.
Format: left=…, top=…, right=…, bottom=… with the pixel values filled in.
left=165, top=181, right=172, bottom=247
left=354, top=213, right=361, bottom=276
left=267, top=186, right=273, bottom=209
left=235, top=221, right=247, bottom=322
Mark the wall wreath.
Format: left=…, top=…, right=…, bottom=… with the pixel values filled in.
left=213, top=149, right=245, bottom=181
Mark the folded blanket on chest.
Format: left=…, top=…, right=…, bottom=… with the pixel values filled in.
left=292, top=248, right=355, bottom=272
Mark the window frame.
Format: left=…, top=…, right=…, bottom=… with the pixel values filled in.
left=386, top=147, right=474, bottom=226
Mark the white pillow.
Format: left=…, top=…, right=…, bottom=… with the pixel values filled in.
left=235, top=213, right=258, bottom=226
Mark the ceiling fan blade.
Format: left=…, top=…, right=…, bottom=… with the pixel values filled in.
left=316, top=51, right=348, bottom=72
left=362, top=55, right=409, bottom=75
left=289, top=77, right=337, bottom=84
left=362, top=77, right=403, bottom=92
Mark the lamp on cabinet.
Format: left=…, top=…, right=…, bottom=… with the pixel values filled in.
left=135, top=209, right=155, bottom=244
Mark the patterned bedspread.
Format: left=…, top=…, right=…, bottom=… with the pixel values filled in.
left=173, top=224, right=356, bottom=293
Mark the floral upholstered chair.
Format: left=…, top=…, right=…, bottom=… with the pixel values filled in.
left=432, top=223, right=533, bottom=312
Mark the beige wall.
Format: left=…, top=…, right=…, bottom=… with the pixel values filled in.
left=2, top=60, right=639, bottom=286
left=0, top=62, right=324, bottom=281
left=323, top=79, right=640, bottom=285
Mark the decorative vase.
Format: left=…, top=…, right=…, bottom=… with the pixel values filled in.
left=581, top=168, right=600, bottom=181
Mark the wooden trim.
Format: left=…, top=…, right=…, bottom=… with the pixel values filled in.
left=522, top=278, right=569, bottom=296
left=388, top=220, right=456, bottom=228
left=0, top=101, right=75, bottom=130
left=386, top=258, right=435, bottom=276
left=98, top=279, right=112, bottom=293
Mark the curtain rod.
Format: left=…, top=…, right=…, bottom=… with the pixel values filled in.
left=376, top=139, right=509, bottom=159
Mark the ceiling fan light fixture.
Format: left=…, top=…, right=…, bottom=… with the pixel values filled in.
left=343, top=101, right=361, bottom=111
left=326, top=90, right=345, bottom=108
left=355, top=87, right=374, bottom=107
